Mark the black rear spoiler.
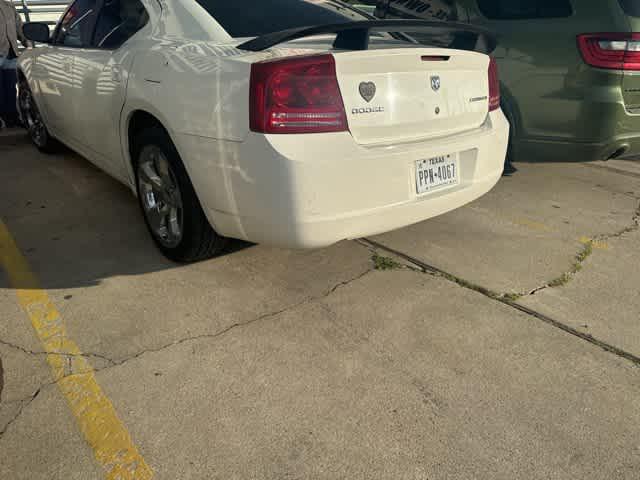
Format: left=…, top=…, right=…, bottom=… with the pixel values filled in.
left=236, top=20, right=497, bottom=54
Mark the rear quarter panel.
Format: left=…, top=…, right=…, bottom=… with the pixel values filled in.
left=122, top=40, right=264, bottom=219
left=127, top=41, right=253, bottom=141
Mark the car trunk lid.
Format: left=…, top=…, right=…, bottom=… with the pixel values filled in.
left=332, top=48, right=490, bottom=145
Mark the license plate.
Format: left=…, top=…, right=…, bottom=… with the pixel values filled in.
left=415, top=154, right=459, bottom=194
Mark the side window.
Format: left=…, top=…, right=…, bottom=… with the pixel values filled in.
left=618, top=0, right=640, bottom=17
left=375, top=0, right=459, bottom=21
left=372, top=1, right=460, bottom=48
left=477, top=0, right=572, bottom=20
left=93, top=0, right=149, bottom=49
left=55, top=0, right=97, bottom=47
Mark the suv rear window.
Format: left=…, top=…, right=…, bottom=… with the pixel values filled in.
left=477, top=0, right=573, bottom=20
left=619, top=0, right=640, bottom=17
left=193, top=0, right=368, bottom=38
left=376, top=0, right=459, bottom=21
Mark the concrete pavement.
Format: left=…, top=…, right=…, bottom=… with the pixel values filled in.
left=1, top=138, right=639, bottom=479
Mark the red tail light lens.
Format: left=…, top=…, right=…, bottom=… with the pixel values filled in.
left=578, top=33, right=640, bottom=70
left=488, top=57, right=500, bottom=112
left=250, top=54, right=348, bottom=134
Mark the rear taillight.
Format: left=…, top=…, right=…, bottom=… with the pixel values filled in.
left=249, top=54, right=348, bottom=134
left=488, top=57, right=500, bottom=112
left=578, top=33, right=640, bottom=71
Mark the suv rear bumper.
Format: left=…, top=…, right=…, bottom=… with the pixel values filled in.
left=176, top=110, right=509, bottom=248
left=516, top=134, right=640, bottom=162
left=515, top=82, right=640, bottom=162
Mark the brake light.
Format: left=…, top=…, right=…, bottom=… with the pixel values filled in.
left=578, top=33, right=640, bottom=70
left=488, top=57, right=500, bottom=112
left=249, top=54, right=348, bottom=134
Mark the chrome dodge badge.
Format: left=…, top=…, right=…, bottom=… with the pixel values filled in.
left=359, top=82, right=376, bottom=103
left=430, top=75, right=441, bottom=92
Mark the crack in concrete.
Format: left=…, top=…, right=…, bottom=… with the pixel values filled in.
left=357, top=239, right=507, bottom=301
left=526, top=200, right=640, bottom=297
left=0, top=268, right=374, bottom=430
left=0, top=387, right=40, bottom=440
left=359, top=238, right=640, bottom=367
left=526, top=241, right=594, bottom=296
left=0, top=338, right=116, bottom=365
left=97, top=267, right=373, bottom=371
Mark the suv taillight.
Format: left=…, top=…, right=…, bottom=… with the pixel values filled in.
left=578, top=33, right=640, bottom=70
left=488, top=57, right=500, bottom=112
left=249, top=54, right=348, bottom=134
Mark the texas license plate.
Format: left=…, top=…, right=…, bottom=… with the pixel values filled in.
left=415, top=154, right=459, bottom=194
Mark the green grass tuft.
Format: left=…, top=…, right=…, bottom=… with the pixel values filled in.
left=372, top=254, right=403, bottom=271
left=547, top=240, right=594, bottom=288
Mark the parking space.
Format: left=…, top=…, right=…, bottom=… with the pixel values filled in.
left=1, top=133, right=639, bottom=478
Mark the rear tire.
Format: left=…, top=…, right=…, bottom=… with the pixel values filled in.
left=17, top=78, right=60, bottom=153
left=133, top=127, right=228, bottom=262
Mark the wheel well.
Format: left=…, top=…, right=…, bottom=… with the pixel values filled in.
left=127, top=110, right=168, bottom=167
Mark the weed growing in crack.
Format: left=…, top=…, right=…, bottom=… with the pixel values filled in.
left=372, top=254, right=403, bottom=271
left=502, top=292, right=523, bottom=302
left=547, top=240, right=594, bottom=288
left=575, top=241, right=593, bottom=264
left=548, top=272, right=572, bottom=288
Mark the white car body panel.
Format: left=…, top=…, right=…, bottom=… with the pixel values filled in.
left=72, top=49, right=134, bottom=180
left=32, top=46, right=77, bottom=139
left=19, top=0, right=509, bottom=249
left=334, top=48, right=490, bottom=145
left=176, top=110, right=508, bottom=247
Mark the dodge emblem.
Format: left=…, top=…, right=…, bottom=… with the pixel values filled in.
left=359, top=82, right=376, bottom=103
left=430, top=75, right=441, bottom=92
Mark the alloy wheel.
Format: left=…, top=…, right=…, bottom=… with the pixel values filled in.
left=137, top=145, right=184, bottom=248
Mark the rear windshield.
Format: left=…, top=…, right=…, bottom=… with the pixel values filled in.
left=619, top=0, right=640, bottom=17
left=193, top=0, right=369, bottom=38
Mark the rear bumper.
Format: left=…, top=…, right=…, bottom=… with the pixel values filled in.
left=175, top=110, right=509, bottom=248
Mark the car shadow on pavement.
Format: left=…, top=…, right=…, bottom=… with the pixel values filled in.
left=0, top=141, right=255, bottom=290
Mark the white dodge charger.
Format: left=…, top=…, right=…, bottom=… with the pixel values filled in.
left=17, top=0, right=509, bottom=262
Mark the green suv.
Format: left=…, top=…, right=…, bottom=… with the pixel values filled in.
left=349, top=0, right=640, bottom=162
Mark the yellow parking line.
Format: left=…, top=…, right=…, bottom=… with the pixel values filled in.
left=0, top=219, right=153, bottom=480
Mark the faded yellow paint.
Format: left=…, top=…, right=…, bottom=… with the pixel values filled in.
left=579, top=236, right=609, bottom=250
left=0, top=219, right=153, bottom=480
left=511, top=217, right=551, bottom=232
